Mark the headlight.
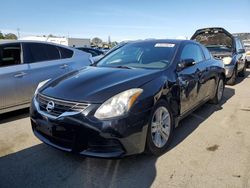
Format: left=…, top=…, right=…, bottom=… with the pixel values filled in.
left=34, top=79, right=51, bottom=96
left=222, top=57, right=232, bottom=65
left=94, top=88, right=143, bottom=119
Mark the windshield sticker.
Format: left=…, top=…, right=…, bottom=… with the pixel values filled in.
left=155, top=43, right=175, bottom=48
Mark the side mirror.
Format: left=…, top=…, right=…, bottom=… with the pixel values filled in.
left=178, top=59, right=196, bottom=70
left=238, top=49, right=245, bottom=54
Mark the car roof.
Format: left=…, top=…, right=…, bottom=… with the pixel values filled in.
left=0, top=40, right=75, bottom=50
left=77, top=47, right=102, bottom=51
left=123, top=39, right=197, bottom=46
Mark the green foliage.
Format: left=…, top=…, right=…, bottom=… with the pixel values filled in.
left=4, top=33, right=18, bottom=40
left=0, top=31, right=4, bottom=39
left=91, top=37, right=103, bottom=46
left=91, top=37, right=118, bottom=48
left=0, top=31, right=18, bottom=40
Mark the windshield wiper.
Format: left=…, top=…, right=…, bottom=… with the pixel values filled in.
left=113, top=65, right=134, bottom=69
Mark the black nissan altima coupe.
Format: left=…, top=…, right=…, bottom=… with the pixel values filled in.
left=30, top=39, right=225, bottom=158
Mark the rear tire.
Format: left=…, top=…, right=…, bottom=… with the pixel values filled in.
left=210, top=77, right=224, bottom=104
left=226, top=68, right=237, bottom=85
left=145, top=100, right=174, bottom=156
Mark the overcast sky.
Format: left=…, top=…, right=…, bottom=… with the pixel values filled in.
left=1, top=0, right=250, bottom=42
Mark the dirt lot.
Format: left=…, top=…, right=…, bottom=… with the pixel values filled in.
left=0, top=70, right=250, bottom=188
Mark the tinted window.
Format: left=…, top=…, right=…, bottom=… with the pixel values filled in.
left=24, top=43, right=60, bottom=63
left=202, top=46, right=211, bottom=60
left=0, top=43, right=21, bottom=67
left=58, top=47, right=73, bottom=59
left=44, top=44, right=60, bottom=60
left=25, top=43, right=48, bottom=63
left=181, top=44, right=204, bottom=63
left=97, top=41, right=177, bottom=69
left=88, top=49, right=99, bottom=57
left=78, top=48, right=102, bottom=57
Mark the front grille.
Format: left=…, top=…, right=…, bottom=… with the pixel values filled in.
left=37, top=93, right=89, bottom=117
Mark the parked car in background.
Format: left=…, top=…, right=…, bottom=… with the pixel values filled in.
left=191, top=27, right=246, bottom=85
left=244, top=43, right=250, bottom=67
left=0, top=40, right=91, bottom=114
left=77, top=47, right=104, bottom=62
left=30, top=39, right=225, bottom=158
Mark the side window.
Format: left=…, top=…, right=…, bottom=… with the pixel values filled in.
left=88, top=49, right=98, bottom=57
left=25, top=43, right=48, bottom=63
left=202, top=46, right=211, bottom=60
left=0, top=43, right=21, bottom=67
left=235, top=39, right=243, bottom=51
left=181, top=44, right=204, bottom=63
left=58, top=47, right=73, bottom=59
left=239, top=40, right=244, bottom=50
left=24, top=43, right=61, bottom=63
left=44, top=44, right=60, bottom=60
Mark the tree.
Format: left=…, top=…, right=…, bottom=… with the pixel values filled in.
left=91, top=37, right=102, bottom=46
left=4, top=33, right=17, bottom=40
left=111, top=41, right=118, bottom=48
left=0, top=31, right=4, bottom=39
left=48, top=34, right=56, bottom=38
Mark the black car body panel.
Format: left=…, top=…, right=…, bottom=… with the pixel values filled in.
left=30, top=39, right=225, bottom=158
left=41, top=66, right=162, bottom=103
left=191, top=27, right=246, bottom=80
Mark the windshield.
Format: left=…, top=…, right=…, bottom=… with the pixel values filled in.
left=96, top=41, right=177, bottom=69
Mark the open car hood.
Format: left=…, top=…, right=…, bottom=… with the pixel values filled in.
left=191, top=27, right=234, bottom=50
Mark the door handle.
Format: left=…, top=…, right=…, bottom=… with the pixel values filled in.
left=14, top=72, right=27, bottom=78
left=60, top=64, right=68, bottom=69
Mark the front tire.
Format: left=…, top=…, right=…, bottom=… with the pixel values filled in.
left=210, top=77, right=224, bottom=104
left=246, top=59, right=250, bottom=68
left=226, top=68, right=237, bottom=85
left=145, top=100, right=174, bottom=156
left=238, top=63, right=246, bottom=77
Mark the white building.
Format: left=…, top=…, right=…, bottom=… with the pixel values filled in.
left=19, top=36, right=91, bottom=47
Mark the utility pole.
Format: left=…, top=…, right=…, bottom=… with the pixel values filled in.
left=108, top=35, right=111, bottom=48
left=17, top=28, right=20, bottom=39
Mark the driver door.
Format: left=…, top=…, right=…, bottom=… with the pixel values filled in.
left=177, top=43, right=206, bottom=115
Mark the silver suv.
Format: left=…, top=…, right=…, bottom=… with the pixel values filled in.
left=0, top=40, right=91, bottom=114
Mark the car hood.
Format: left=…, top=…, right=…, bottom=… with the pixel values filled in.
left=191, top=27, right=233, bottom=50
left=41, top=66, right=162, bottom=103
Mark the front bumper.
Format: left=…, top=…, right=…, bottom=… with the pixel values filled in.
left=30, top=98, right=150, bottom=158
left=224, top=65, right=235, bottom=78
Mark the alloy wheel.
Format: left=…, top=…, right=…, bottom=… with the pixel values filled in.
left=151, top=106, right=171, bottom=148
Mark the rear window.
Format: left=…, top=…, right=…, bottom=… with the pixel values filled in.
left=58, top=47, right=73, bottom=59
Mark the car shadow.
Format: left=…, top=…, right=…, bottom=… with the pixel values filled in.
left=168, top=86, right=235, bottom=152
left=0, top=143, right=157, bottom=188
left=0, top=108, right=29, bottom=125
